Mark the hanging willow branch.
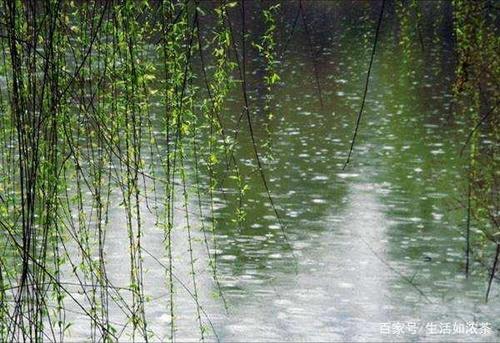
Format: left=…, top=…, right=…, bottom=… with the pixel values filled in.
left=343, top=0, right=385, bottom=169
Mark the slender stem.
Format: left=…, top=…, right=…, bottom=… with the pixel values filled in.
left=344, top=0, right=385, bottom=169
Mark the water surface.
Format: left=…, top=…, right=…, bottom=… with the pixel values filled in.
left=61, top=2, right=499, bottom=341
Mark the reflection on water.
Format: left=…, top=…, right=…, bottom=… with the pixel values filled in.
left=61, top=1, right=498, bottom=341
left=205, top=2, right=499, bottom=341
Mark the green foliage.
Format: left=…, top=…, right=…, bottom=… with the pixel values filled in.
left=0, top=0, right=496, bottom=341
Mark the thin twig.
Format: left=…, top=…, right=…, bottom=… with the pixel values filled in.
left=343, top=0, right=385, bottom=169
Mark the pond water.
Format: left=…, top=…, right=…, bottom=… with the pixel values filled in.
left=61, top=2, right=499, bottom=342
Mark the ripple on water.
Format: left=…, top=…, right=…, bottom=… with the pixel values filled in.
left=337, top=173, right=359, bottom=179
left=430, top=148, right=445, bottom=155
left=311, top=175, right=329, bottom=181
left=220, top=255, right=237, bottom=261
